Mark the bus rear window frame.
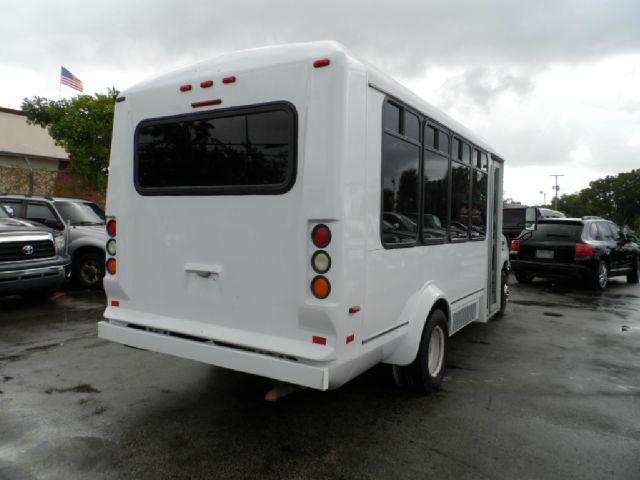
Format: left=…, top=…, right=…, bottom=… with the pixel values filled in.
left=133, top=101, right=298, bottom=196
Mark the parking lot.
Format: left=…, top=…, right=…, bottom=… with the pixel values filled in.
left=1, top=276, right=639, bottom=480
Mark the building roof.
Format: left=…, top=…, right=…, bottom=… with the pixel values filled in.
left=0, top=107, right=69, bottom=161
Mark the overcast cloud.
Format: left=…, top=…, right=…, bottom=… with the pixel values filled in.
left=2, top=0, right=639, bottom=204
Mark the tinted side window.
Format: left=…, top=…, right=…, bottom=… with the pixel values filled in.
left=404, top=112, right=420, bottom=141
left=381, top=134, right=420, bottom=246
left=136, top=104, right=296, bottom=194
left=437, top=130, right=449, bottom=154
left=422, top=150, right=448, bottom=241
left=461, top=143, right=471, bottom=164
left=589, top=223, right=602, bottom=240
left=383, top=102, right=401, bottom=133
left=608, top=223, right=621, bottom=240
left=0, top=200, right=22, bottom=217
left=471, top=170, right=487, bottom=238
left=424, top=125, right=436, bottom=149
left=450, top=162, right=471, bottom=240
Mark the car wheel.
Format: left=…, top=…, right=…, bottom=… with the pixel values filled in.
left=627, top=256, right=639, bottom=284
left=590, top=260, right=608, bottom=290
left=515, top=272, right=533, bottom=284
left=396, top=309, right=449, bottom=393
left=73, top=251, right=105, bottom=289
left=497, top=269, right=509, bottom=316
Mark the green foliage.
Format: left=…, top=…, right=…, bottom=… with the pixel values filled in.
left=21, top=88, right=119, bottom=191
left=556, top=169, right=640, bottom=230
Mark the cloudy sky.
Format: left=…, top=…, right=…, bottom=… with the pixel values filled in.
left=2, top=0, right=639, bottom=205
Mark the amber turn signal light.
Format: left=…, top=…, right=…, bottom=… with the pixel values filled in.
left=106, top=258, right=117, bottom=275
left=311, top=275, right=331, bottom=299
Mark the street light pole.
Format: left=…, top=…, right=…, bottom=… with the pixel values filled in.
left=549, top=174, right=564, bottom=210
left=539, top=190, right=546, bottom=206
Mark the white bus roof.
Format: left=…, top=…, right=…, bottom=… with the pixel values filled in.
left=126, top=40, right=499, bottom=157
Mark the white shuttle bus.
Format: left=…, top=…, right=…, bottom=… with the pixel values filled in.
left=99, top=42, right=508, bottom=392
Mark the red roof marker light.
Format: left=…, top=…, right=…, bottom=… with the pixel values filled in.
left=200, top=80, right=214, bottom=88
left=179, top=84, right=192, bottom=92
left=313, top=58, right=331, bottom=68
left=312, top=336, right=327, bottom=346
left=222, top=76, right=236, bottom=84
left=191, top=99, right=222, bottom=108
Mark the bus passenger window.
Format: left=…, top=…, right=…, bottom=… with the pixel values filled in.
left=404, top=112, right=420, bottom=142
left=422, top=150, right=448, bottom=241
left=461, top=143, right=471, bottom=164
left=450, top=162, right=471, bottom=240
left=381, top=134, right=420, bottom=246
left=383, top=101, right=401, bottom=133
left=471, top=170, right=487, bottom=238
left=424, top=125, right=436, bottom=149
left=437, top=130, right=449, bottom=154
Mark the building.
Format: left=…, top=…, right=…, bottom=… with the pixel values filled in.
left=0, top=107, right=69, bottom=195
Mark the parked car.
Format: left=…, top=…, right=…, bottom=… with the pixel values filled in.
left=510, top=217, right=640, bottom=289
left=0, top=203, right=69, bottom=297
left=0, top=195, right=106, bottom=288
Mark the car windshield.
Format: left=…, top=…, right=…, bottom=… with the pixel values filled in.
left=0, top=204, right=10, bottom=218
left=54, top=201, right=105, bottom=225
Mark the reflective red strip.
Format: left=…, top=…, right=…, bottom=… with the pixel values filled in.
left=349, top=305, right=361, bottom=314
left=346, top=334, right=355, bottom=344
left=111, top=300, right=120, bottom=307
left=312, top=336, right=327, bottom=346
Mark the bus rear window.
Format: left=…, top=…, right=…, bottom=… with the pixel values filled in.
left=135, top=103, right=296, bottom=195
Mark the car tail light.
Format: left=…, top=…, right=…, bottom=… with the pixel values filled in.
left=510, top=239, right=521, bottom=252
left=311, top=224, right=331, bottom=248
left=575, top=243, right=595, bottom=257
left=311, top=276, right=331, bottom=299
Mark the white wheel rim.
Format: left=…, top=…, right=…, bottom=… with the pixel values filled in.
left=427, top=325, right=445, bottom=377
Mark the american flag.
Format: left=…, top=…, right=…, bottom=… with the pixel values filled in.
left=60, top=66, right=83, bottom=92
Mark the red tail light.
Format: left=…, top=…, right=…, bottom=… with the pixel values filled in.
left=311, top=224, right=332, bottom=248
left=575, top=243, right=595, bottom=257
left=510, top=239, right=521, bottom=252
left=106, top=219, right=117, bottom=237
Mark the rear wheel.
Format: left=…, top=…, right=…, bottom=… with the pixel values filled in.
left=590, top=260, right=608, bottom=290
left=394, top=309, right=449, bottom=393
left=73, top=251, right=105, bottom=289
left=515, top=271, right=533, bottom=284
left=627, top=256, right=639, bottom=284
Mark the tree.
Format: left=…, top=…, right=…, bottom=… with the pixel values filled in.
left=21, top=88, right=119, bottom=191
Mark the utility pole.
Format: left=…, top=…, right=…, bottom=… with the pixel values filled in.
left=539, top=190, right=546, bottom=206
left=549, top=174, right=564, bottom=210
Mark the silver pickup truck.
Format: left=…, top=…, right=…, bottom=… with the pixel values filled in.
left=0, top=195, right=106, bottom=288
left=0, top=205, right=69, bottom=297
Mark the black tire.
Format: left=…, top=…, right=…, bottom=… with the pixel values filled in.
left=627, top=256, right=639, bottom=284
left=396, top=309, right=449, bottom=393
left=72, top=251, right=105, bottom=289
left=515, top=271, right=533, bottom=284
left=497, top=269, right=509, bottom=316
left=589, top=260, right=608, bottom=290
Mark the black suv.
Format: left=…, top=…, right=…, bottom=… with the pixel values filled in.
left=510, top=217, right=639, bottom=289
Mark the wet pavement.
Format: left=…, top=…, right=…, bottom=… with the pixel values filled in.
left=0, top=277, right=639, bottom=480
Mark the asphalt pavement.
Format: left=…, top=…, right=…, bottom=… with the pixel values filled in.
left=0, top=276, right=639, bottom=480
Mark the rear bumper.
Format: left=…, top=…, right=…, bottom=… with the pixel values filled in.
left=511, top=259, right=591, bottom=278
left=0, top=264, right=67, bottom=294
left=98, top=320, right=330, bottom=390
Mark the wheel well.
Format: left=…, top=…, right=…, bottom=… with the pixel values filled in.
left=72, top=246, right=105, bottom=264
left=431, top=298, right=450, bottom=335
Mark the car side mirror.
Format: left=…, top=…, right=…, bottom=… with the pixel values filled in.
left=44, top=219, right=65, bottom=230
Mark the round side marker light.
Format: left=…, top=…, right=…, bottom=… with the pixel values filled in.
left=311, top=224, right=331, bottom=248
left=311, top=251, right=331, bottom=274
left=311, top=276, right=331, bottom=299
left=106, top=239, right=117, bottom=256
left=106, top=220, right=117, bottom=237
left=106, top=258, right=117, bottom=275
